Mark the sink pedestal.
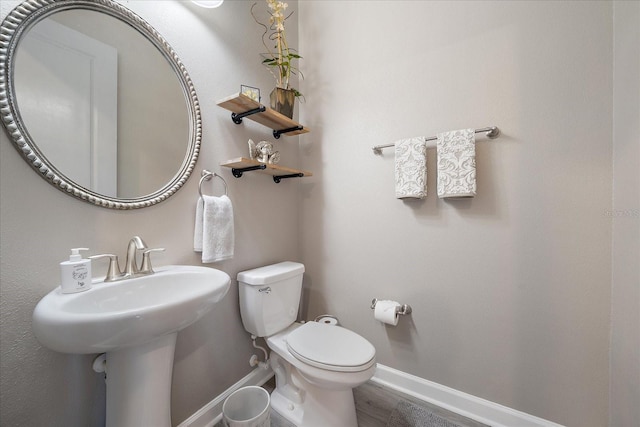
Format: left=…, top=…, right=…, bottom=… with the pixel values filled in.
left=32, top=265, right=231, bottom=426
left=105, top=333, right=177, bottom=427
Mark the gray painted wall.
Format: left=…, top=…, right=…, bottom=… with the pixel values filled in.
left=611, top=2, right=640, bottom=426
left=296, top=2, right=628, bottom=427
left=0, top=1, right=301, bottom=425
left=1, top=1, right=638, bottom=427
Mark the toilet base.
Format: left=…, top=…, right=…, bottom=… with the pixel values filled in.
left=265, top=323, right=374, bottom=426
left=270, top=378, right=358, bottom=427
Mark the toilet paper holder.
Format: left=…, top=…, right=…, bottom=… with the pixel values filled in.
left=370, top=299, right=412, bottom=316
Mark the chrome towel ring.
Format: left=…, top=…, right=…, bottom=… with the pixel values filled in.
left=198, top=169, right=228, bottom=198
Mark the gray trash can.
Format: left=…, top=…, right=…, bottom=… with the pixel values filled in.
left=222, top=386, right=270, bottom=427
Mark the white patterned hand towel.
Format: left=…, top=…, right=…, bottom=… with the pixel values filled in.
left=437, top=129, right=476, bottom=198
left=395, top=137, right=427, bottom=199
left=193, top=195, right=234, bottom=263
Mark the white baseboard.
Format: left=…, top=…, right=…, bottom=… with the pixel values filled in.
left=176, top=367, right=274, bottom=427
left=371, top=364, right=566, bottom=427
left=179, top=363, right=564, bottom=427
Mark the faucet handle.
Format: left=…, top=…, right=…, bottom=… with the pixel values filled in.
left=140, top=248, right=165, bottom=275
left=89, top=254, right=122, bottom=282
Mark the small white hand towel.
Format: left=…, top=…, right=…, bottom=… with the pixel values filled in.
left=437, top=129, right=476, bottom=198
left=194, top=197, right=204, bottom=252
left=395, top=137, right=427, bottom=199
left=193, top=195, right=234, bottom=263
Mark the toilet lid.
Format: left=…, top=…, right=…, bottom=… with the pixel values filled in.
left=286, top=322, right=376, bottom=372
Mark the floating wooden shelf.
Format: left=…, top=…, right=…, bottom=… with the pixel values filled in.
left=216, top=93, right=310, bottom=139
left=221, top=157, right=313, bottom=183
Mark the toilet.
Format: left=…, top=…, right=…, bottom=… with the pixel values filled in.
left=237, top=261, right=376, bottom=427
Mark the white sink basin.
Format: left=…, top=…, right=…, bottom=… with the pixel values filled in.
left=33, top=265, right=231, bottom=354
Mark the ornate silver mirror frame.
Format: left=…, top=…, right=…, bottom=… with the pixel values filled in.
left=0, top=0, right=201, bottom=209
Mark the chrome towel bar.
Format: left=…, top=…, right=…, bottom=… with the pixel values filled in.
left=372, top=126, right=500, bottom=154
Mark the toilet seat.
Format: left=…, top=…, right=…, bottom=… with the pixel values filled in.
left=286, top=322, right=376, bottom=372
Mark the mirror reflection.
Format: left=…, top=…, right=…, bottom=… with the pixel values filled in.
left=14, top=9, right=189, bottom=199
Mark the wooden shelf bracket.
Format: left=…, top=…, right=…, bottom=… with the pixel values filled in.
left=217, top=93, right=310, bottom=138
left=221, top=157, right=312, bottom=184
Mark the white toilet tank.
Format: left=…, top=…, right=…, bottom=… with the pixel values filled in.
left=237, top=262, right=305, bottom=337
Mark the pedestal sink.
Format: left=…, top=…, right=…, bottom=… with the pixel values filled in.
left=32, top=265, right=231, bottom=427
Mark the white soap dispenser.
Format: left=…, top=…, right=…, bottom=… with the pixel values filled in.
left=60, top=248, right=92, bottom=294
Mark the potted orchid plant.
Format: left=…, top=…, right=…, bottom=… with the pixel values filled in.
left=251, top=0, right=303, bottom=118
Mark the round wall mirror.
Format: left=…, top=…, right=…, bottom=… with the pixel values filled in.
left=0, top=0, right=201, bottom=209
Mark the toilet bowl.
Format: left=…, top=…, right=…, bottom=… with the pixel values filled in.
left=237, top=262, right=377, bottom=427
left=267, top=323, right=376, bottom=427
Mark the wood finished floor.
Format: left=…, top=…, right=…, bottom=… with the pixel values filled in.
left=354, top=381, right=487, bottom=427
left=215, top=379, right=488, bottom=427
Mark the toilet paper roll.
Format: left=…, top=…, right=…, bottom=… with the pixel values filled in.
left=374, top=300, right=400, bottom=326
left=315, top=315, right=339, bottom=326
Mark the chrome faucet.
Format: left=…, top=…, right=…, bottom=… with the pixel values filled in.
left=90, top=236, right=165, bottom=282
left=124, top=236, right=147, bottom=276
